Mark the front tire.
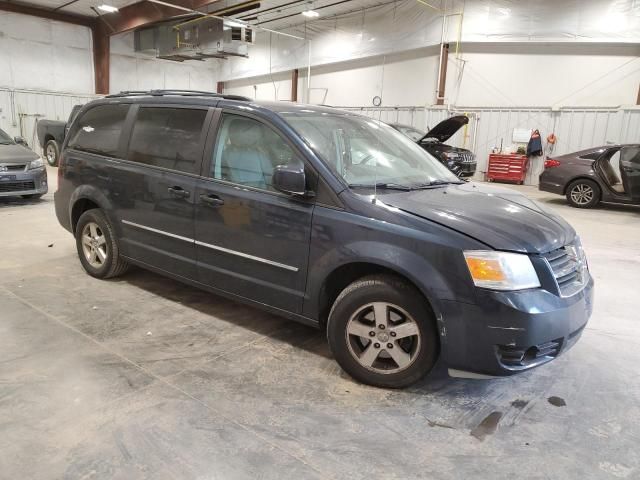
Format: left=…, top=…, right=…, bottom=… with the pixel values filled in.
left=44, top=140, right=59, bottom=166
left=327, top=275, right=438, bottom=388
left=566, top=179, right=600, bottom=208
left=75, top=209, right=129, bottom=279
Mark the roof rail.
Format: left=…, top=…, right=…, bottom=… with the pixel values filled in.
left=104, top=90, right=251, bottom=101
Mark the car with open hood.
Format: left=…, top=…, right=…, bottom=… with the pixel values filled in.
left=0, top=128, right=48, bottom=199
left=390, top=115, right=477, bottom=178
left=54, top=91, right=593, bottom=388
left=539, top=144, right=640, bottom=208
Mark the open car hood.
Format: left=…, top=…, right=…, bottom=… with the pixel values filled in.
left=419, top=115, right=469, bottom=143
left=380, top=183, right=575, bottom=254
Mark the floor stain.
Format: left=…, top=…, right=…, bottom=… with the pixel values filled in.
left=427, top=419, right=455, bottom=429
left=511, top=399, right=528, bottom=409
left=548, top=396, right=567, bottom=407
left=470, top=411, right=503, bottom=441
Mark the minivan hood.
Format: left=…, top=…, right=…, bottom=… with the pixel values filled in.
left=419, top=115, right=469, bottom=143
left=381, top=183, right=574, bottom=253
left=0, top=144, right=39, bottom=163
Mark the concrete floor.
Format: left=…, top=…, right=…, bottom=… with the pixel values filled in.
left=1, top=166, right=639, bottom=479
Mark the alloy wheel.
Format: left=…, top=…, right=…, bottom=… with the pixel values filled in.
left=570, top=183, right=594, bottom=205
left=46, top=144, right=56, bottom=164
left=345, top=302, right=421, bottom=374
left=81, top=222, right=108, bottom=268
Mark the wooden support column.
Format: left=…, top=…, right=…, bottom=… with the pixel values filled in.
left=93, top=24, right=110, bottom=95
left=291, top=69, right=299, bottom=102
left=637, top=83, right=640, bottom=105
left=216, top=82, right=224, bottom=94
left=436, top=42, right=449, bottom=106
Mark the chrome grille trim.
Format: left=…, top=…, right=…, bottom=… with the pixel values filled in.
left=542, top=243, right=588, bottom=297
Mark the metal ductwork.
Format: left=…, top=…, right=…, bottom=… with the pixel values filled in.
left=134, top=17, right=254, bottom=62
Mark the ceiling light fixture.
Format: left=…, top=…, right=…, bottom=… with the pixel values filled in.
left=302, top=10, right=320, bottom=18
left=97, top=4, right=119, bottom=13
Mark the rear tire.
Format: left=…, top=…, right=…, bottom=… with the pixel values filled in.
left=75, top=209, right=129, bottom=279
left=327, top=274, right=439, bottom=388
left=566, top=179, right=600, bottom=208
left=44, top=140, right=59, bottom=166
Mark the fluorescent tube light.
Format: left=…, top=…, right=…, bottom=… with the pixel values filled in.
left=302, top=10, right=319, bottom=18
left=97, top=4, right=119, bottom=13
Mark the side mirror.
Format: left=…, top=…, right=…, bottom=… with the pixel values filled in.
left=272, top=164, right=307, bottom=196
left=14, top=136, right=28, bottom=147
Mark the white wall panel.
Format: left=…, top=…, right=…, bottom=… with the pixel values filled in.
left=0, top=12, right=94, bottom=94
left=109, top=32, right=218, bottom=94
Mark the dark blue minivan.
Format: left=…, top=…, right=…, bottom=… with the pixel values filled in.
left=54, top=90, right=593, bottom=388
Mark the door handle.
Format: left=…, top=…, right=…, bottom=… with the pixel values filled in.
left=199, top=194, right=225, bottom=207
left=168, top=186, right=189, bottom=198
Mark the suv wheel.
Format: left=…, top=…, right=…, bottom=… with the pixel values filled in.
left=566, top=179, right=600, bottom=208
left=44, top=140, right=59, bottom=166
left=75, top=209, right=129, bottom=279
left=327, top=275, right=438, bottom=388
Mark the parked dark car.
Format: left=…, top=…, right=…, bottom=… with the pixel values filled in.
left=0, top=127, right=47, bottom=199
left=390, top=116, right=477, bottom=177
left=55, top=90, right=593, bottom=388
left=539, top=144, right=640, bottom=208
left=37, top=104, right=83, bottom=166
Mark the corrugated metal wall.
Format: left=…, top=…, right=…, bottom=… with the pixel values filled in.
left=339, top=106, right=640, bottom=185
left=0, top=88, right=99, bottom=155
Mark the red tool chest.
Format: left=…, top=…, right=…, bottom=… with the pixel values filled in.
left=486, top=154, right=529, bottom=184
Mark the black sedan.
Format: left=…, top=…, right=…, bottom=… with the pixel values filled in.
left=539, top=144, right=640, bottom=208
left=390, top=116, right=477, bottom=177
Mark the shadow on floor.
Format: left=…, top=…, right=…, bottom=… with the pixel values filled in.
left=117, top=267, right=333, bottom=361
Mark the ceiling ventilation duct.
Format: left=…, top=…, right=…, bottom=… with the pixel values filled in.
left=134, top=17, right=254, bottom=62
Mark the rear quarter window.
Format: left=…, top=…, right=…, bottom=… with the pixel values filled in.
left=67, top=104, right=130, bottom=157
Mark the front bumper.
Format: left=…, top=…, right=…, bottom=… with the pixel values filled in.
left=0, top=167, right=48, bottom=197
left=440, top=276, right=594, bottom=376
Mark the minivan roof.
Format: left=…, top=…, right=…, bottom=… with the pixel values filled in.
left=96, top=90, right=361, bottom=119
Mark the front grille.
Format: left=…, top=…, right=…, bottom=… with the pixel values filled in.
left=460, top=152, right=476, bottom=163
left=543, top=244, right=587, bottom=297
left=0, top=164, right=26, bottom=172
left=0, top=181, right=35, bottom=193
left=497, top=338, right=563, bottom=369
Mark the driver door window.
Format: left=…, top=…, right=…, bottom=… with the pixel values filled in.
left=211, top=114, right=300, bottom=192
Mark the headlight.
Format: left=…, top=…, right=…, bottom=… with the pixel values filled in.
left=464, top=250, right=541, bottom=291
left=29, top=158, right=44, bottom=169
left=443, top=152, right=458, bottom=159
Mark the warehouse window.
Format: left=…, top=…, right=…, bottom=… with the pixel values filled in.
left=67, top=104, right=129, bottom=157
left=128, top=107, right=208, bottom=174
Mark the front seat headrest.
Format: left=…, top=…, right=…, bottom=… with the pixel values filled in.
left=227, top=118, right=263, bottom=148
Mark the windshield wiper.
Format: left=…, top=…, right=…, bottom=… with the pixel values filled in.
left=411, top=180, right=464, bottom=189
left=348, top=182, right=413, bottom=191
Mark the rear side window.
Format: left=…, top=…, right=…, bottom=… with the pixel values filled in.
left=67, top=104, right=129, bottom=157
left=128, top=107, right=208, bottom=174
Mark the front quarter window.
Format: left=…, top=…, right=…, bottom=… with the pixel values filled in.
left=282, top=111, right=459, bottom=189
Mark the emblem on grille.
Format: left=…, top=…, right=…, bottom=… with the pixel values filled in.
left=0, top=166, right=7, bottom=172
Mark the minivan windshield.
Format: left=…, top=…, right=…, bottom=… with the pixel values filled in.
left=0, top=129, right=14, bottom=145
left=282, top=112, right=460, bottom=189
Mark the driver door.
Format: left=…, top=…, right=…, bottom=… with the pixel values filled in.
left=620, top=146, right=640, bottom=201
